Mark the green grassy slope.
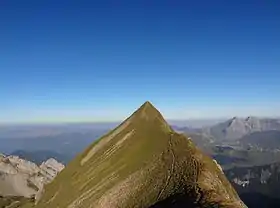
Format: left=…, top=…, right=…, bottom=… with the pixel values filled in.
left=33, top=102, right=246, bottom=208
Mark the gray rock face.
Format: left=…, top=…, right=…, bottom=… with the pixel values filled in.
left=0, top=154, right=64, bottom=198
left=40, top=158, right=64, bottom=182
left=206, top=117, right=280, bottom=141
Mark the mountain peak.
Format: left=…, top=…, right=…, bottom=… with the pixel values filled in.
left=245, top=116, right=258, bottom=122
left=231, top=116, right=240, bottom=121
left=130, top=101, right=172, bottom=132
left=228, top=116, right=244, bottom=126
left=35, top=102, right=246, bottom=208
left=142, top=100, right=154, bottom=107
left=137, top=101, right=159, bottom=116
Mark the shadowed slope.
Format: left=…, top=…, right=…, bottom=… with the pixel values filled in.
left=34, top=101, right=246, bottom=208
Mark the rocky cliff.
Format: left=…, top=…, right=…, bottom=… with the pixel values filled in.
left=0, top=154, right=64, bottom=199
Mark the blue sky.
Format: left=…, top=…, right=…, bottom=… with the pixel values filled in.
left=1, top=0, right=280, bottom=123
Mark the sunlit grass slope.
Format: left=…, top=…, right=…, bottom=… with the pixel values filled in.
left=32, top=102, right=246, bottom=208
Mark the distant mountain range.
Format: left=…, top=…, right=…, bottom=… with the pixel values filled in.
left=174, top=117, right=280, bottom=152
left=0, top=131, right=108, bottom=159
left=1, top=117, right=279, bottom=160
left=202, top=117, right=280, bottom=141
left=173, top=117, right=280, bottom=171
left=10, top=150, right=71, bottom=165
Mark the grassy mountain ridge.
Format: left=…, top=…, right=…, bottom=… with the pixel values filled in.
left=32, top=102, right=246, bottom=208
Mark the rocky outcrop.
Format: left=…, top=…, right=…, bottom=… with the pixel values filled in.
left=0, top=154, right=64, bottom=198
left=40, top=158, right=65, bottom=182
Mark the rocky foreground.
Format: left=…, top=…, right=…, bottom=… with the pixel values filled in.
left=0, top=153, right=64, bottom=201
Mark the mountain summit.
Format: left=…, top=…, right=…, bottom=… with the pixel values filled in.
left=125, top=101, right=171, bottom=131
left=34, top=102, right=246, bottom=208
left=207, top=116, right=280, bottom=141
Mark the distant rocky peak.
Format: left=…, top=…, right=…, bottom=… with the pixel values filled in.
left=230, top=116, right=242, bottom=122
left=228, top=116, right=261, bottom=129
left=228, top=117, right=245, bottom=127
left=40, top=158, right=65, bottom=173
left=41, top=158, right=62, bottom=166
left=207, top=115, right=280, bottom=141
left=245, top=116, right=254, bottom=121
left=232, top=116, right=238, bottom=120
left=244, top=116, right=258, bottom=122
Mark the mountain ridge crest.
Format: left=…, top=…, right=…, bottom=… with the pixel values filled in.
left=34, top=102, right=247, bottom=208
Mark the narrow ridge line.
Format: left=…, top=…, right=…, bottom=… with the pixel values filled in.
left=157, top=133, right=175, bottom=200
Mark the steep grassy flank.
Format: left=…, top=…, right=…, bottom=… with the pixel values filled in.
left=34, top=101, right=246, bottom=208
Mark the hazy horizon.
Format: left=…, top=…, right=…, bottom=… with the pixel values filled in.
left=1, top=116, right=280, bottom=127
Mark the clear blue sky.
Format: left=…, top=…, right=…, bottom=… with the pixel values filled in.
left=1, top=0, right=280, bottom=123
